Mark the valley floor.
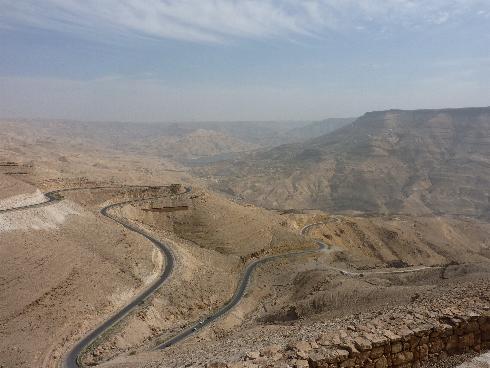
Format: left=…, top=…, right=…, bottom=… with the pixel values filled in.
left=0, top=156, right=489, bottom=368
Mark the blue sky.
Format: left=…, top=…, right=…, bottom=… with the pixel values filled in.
left=0, top=1, right=489, bottom=122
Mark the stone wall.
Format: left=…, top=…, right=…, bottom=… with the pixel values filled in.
left=305, top=312, right=489, bottom=368
left=210, top=306, right=490, bottom=368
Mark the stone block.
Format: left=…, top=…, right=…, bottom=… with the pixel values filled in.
left=353, top=336, right=372, bottom=351
left=288, top=341, right=312, bottom=353
left=383, top=330, right=401, bottom=342
left=293, top=359, right=310, bottom=368
left=482, top=330, right=490, bottom=342
left=308, top=348, right=350, bottom=366
left=245, top=351, right=261, bottom=360
left=458, top=333, right=474, bottom=350
left=429, top=339, right=444, bottom=353
left=412, top=360, right=421, bottom=368
left=384, top=345, right=391, bottom=354
left=339, top=340, right=359, bottom=357
left=446, top=335, right=458, bottom=352
left=399, top=328, right=414, bottom=341
left=374, top=356, right=388, bottom=368
left=392, top=351, right=413, bottom=366
left=409, top=336, right=420, bottom=349
left=481, top=322, right=490, bottom=333
left=339, top=358, right=355, bottom=367
left=356, top=351, right=371, bottom=365
left=466, top=321, right=479, bottom=333
left=391, top=342, right=403, bottom=354
left=478, top=316, right=487, bottom=326
left=370, top=347, right=385, bottom=359
left=417, top=345, right=428, bottom=361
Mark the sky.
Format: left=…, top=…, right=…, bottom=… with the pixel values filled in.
left=0, top=0, right=489, bottom=122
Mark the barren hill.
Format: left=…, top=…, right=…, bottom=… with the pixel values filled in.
left=144, top=128, right=259, bottom=161
left=1, top=114, right=489, bottom=368
left=0, top=118, right=355, bottom=165
left=282, top=117, right=354, bottom=142
left=0, top=120, right=258, bottom=162
left=196, top=107, right=490, bottom=218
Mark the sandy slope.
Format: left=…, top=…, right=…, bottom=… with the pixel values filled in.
left=79, top=189, right=315, bottom=366
left=197, top=107, right=490, bottom=218
left=0, top=174, right=39, bottom=201
left=1, top=119, right=489, bottom=368
left=0, top=187, right=168, bottom=368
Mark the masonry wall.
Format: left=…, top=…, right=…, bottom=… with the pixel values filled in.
left=306, top=313, right=490, bottom=368
left=208, top=298, right=490, bottom=368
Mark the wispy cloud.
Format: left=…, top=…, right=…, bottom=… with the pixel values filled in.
left=0, top=0, right=489, bottom=44
left=0, top=1, right=316, bottom=43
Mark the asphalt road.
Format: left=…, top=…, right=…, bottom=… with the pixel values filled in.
left=63, top=194, right=181, bottom=368
left=0, top=185, right=186, bottom=368
left=155, top=224, right=329, bottom=349
left=3, top=185, right=326, bottom=362
left=300, top=221, right=442, bottom=276
left=0, top=185, right=166, bottom=214
left=1, top=187, right=440, bottom=367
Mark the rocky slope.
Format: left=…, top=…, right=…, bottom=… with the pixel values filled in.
left=0, top=181, right=170, bottom=368
left=282, top=118, right=355, bottom=142
left=196, top=107, right=490, bottom=218
left=0, top=120, right=258, bottom=162
left=144, top=129, right=259, bottom=161
left=0, top=118, right=355, bottom=165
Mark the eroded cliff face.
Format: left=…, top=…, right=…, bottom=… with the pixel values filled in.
left=197, top=107, right=490, bottom=218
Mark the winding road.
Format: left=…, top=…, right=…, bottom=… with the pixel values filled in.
left=0, top=185, right=164, bottom=214
left=1, top=185, right=184, bottom=368
left=1, top=186, right=440, bottom=367
left=156, top=238, right=327, bottom=349
left=63, top=191, right=188, bottom=368
left=300, top=222, right=441, bottom=276
left=2, top=185, right=325, bottom=366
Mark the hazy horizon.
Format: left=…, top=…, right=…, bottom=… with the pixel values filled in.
left=3, top=105, right=490, bottom=125
left=1, top=1, right=489, bottom=122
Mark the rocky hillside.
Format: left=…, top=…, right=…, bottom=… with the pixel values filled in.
left=195, top=107, right=490, bottom=218
left=282, top=117, right=354, bottom=142
left=0, top=120, right=259, bottom=161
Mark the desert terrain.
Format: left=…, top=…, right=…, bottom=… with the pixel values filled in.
left=196, top=107, right=490, bottom=218
left=0, top=110, right=489, bottom=368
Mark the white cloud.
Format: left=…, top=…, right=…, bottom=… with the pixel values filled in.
left=0, top=0, right=489, bottom=43
left=0, top=1, right=315, bottom=43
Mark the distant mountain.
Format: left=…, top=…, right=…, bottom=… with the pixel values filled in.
left=0, top=119, right=352, bottom=163
left=282, top=118, right=355, bottom=142
left=144, top=129, right=259, bottom=160
left=0, top=120, right=284, bottom=161
left=195, top=107, right=490, bottom=218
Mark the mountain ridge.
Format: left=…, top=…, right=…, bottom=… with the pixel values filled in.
left=195, top=106, right=490, bottom=218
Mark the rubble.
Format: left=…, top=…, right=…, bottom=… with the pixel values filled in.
left=216, top=293, right=490, bottom=368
